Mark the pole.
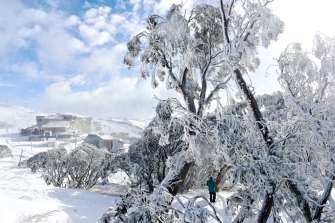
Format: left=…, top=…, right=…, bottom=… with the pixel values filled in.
left=18, top=150, right=23, bottom=167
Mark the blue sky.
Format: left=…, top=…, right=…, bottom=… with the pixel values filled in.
left=0, top=0, right=334, bottom=119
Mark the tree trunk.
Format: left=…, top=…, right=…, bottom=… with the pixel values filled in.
left=287, top=181, right=312, bottom=223
left=312, top=165, right=335, bottom=221
left=215, top=165, right=231, bottom=192
left=233, top=69, right=275, bottom=222
left=162, top=161, right=194, bottom=196
left=234, top=69, right=274, bottom=148
left=257, top=190, right=274, bottom=223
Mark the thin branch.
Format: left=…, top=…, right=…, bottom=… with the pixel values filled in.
left=205, top=76, right=231, bottom=105
left=162, top=54, right=178, bottom=83
left=228, top=0, right=235, bottom=17
left=197, top=44, right=213, bottom=116
left=181, top=67, right=189, bottom=89
left=220, top=0, right=231, bottom=44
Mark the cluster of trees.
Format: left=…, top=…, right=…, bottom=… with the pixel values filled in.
left=26, top=144, right=115, bottom=189
left=103, top=0, right=335, bottom=222
left=0, top=145, right=11, bottom=159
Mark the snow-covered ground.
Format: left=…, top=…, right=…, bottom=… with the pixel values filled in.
left=0, top=105, right=126, bottom=222
left=0, top=126, right=124, bottom=222
left=0, top=159, right=119, bottom=222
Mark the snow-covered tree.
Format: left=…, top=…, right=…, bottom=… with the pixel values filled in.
left=27, top=144, right=113, bottom=189
left=101, top=0, right=284, bottom=222
left=128, top=99, right=189, bottom=192
left=124, top=0, right=283, bottom=200
left=273, top=34, right=335, bottom=222
left=213, top=34, right=335, bottom=222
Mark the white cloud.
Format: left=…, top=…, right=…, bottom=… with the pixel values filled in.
left=39, top=75, right=179, bottom=119
left=0, top=2, right=88, bottom=73
left=79, top=43, right=126, bottom=79
left=79, top=24, right=112, bottom=47
left=10, top=62, right=63, bottom=81
left=65, top=15, right=80, bottom=27
left=250, top=0, right=335, bottom=95
left=129, top=0, right=142, bottom=12
left=0, top=0, right=24, bottom=55
left=69, top=75, right=87, bottom=85
left=0, top=81, right=15, bottom=87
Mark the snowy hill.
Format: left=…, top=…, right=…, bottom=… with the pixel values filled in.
left=0, top=104, right=43, bottom=129
left=93, top=118, right=148, bottom=143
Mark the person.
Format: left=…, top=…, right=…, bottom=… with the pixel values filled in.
left=207, top=176, right=216, bottom=202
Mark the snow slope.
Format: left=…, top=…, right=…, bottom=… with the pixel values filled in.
left=91, top=118, right=148, bottom=143
left=0, top=104, right=41, bottom=129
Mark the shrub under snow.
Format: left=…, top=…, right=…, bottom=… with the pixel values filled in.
left=26, top=143, right=113, bottom=189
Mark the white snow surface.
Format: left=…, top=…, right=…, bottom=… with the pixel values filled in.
left=93, top=118, right=146, bottom=139
left=0, top=158, right=119, bottom=223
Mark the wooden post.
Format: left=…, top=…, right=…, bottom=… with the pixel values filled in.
left=18, top=150, right=23, bottom=167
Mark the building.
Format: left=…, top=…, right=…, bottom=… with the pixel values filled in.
left=111, top=139, right=124, bottom=153
left=74, top=117, right=92, bottom=133
left=21, top=114, right=92, bottom=141
left=36, top=116, right=45, bottom=127
left=92, top=121, right=102, bottom=132
left=40, top=121, right=71, bottom=136
left=83, top=134, right=105, bottom=149
left=84, top=134, right=124, bottom=152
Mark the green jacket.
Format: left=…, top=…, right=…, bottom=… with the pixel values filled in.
left=207, top=178, right=216, bottom=192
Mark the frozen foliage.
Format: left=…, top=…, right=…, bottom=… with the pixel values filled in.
left=125, top=3, right=231, bottom=116
left=99, top=190, right=225, bottom=223
left=106, top=0, right=334, bottom=223
left=209, top=34, right=335, bottom=222
left=26, top=144, right=113, bottom=189
left=109, top=0, right=286, bottom=222
left=127, top=99, right=188, bottom=192
left=273, top=34, right=335, bottom=222
left=0, top=145, right=11, bottom=159
left=100, top=188, right=175, bottom=223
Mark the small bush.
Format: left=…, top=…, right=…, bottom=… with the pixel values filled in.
left=27, top=144, right=113, bottom=189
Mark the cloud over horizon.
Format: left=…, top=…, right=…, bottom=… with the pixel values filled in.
left=0, top=0, right=334, bottom=119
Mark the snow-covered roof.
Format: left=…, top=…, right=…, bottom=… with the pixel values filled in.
left=56, top=131, right=74, bottom=136
left=41, top=121, right=70, bottom=128
left=43, top=115, right=64, bottom=120
left=100, top=135, right=113, bottom=140
left=84, top=134, right=103, bottom=141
